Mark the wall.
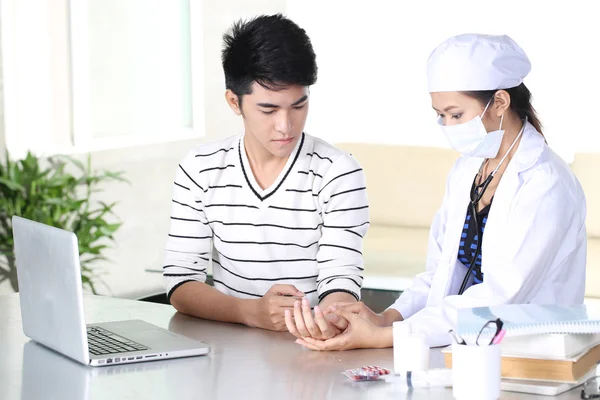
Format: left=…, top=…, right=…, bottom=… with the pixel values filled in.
left=0, top=23, right=5, bottom=158
left=0, top=22, right=7, bottom=289
left=0, top=119, right=4, bottom=157
left=0, top=0, right=73, bottom=158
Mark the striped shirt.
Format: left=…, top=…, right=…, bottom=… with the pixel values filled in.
left=457, top=202, right=492, bottom=285
left=163, top=132, right=370, bottom=306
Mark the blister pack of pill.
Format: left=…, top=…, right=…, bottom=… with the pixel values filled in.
left=343, top=365, right=391, bottom=381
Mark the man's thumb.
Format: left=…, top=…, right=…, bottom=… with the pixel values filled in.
left=271, top=284, right=304, bottom=296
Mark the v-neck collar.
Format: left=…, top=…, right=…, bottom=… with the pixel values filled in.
left=238, top=132, right=305, bottom=201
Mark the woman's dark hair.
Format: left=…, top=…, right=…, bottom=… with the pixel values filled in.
left=221, top=14, right=317, bottom=100
left=462, top=83, right=543, bottom=134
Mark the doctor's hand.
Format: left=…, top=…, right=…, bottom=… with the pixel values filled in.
left=295, top=307, right=393, bottom=351
left=284, top=298, right=348, bottom=340
left=324, top=301, right=389, bottom=327
left=247, top=284, right=305, bottom=332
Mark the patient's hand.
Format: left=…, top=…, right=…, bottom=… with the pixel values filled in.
left=284, top=298, right=348, bottom=340
left=325, top=301, right=390, bottom=327
left=295, top=307, right=392, bottom=351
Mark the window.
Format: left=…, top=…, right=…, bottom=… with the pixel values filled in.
left=0, top=0, right=205, bottom=157
left=70, top=0, right=205, bottom=151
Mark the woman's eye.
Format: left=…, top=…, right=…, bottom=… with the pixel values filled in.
left=451, top=114, right=463, bottom=120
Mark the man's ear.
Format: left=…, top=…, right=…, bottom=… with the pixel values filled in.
left=225, top=90, right=242, bottom=116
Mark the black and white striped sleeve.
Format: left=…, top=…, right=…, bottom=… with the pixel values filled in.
left=316, top=153, right=369, bottom=302
left=163, top=155, right=213, bottom=301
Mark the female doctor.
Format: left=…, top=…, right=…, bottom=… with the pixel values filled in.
left=285, top=33, right=587, bottom=349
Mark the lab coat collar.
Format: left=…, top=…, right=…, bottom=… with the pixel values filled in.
left=480, top=121, right=544, bottom=231
left=512, top=120, right=545, bottom=173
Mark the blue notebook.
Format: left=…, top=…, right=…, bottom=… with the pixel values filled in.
left=457, top=304, right=600, bottom=338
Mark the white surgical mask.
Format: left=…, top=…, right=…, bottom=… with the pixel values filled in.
left=438, top=99, right=505, bottom=158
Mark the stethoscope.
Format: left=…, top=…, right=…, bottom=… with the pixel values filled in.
left=457, top=119, right=526, bottom=295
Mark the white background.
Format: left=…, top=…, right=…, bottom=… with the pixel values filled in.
left=288, top=0, right=600, bottom=161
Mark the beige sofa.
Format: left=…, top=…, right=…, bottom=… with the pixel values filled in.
left=336, top=143, right=600, bottom=299
left=572, top=153, right=600, bottom=298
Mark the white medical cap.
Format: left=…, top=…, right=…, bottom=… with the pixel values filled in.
left=427, top=33, right=531, bottom=93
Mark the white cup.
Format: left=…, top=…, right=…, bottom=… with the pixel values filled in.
left=393, top=333, right=429, bottom=373
left=452, top=342, right=501, bottom=400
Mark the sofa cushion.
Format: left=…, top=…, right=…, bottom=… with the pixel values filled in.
left=586, top=237, right=600, bottom=298
left=571, top=153, right=600, bottom=238
left=362, top=225, right=429, bottom=291
left=335, top=143, right=458, bottom=228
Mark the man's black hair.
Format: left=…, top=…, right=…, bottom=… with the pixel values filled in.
left=222, top=14, right=317, bottom=100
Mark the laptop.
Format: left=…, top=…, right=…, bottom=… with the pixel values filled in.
left=12, top=216, right=210, bottom=367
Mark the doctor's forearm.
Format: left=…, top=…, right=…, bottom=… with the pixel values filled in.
left=381, top=308, right=403, bottom=326
left=373, top=326, right=394, bottom=348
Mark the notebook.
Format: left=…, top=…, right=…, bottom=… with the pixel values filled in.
left=499, top=333, right=600, bottom=359
left=501, top=367, right=597, bottom=396
left=457, top=304, right=600, bottom=339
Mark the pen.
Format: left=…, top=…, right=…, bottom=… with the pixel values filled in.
left=448, top=329, right=466, bottom=345
left=491, top=329, right=506, bottom=345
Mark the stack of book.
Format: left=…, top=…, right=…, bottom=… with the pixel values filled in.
left=443, top=304, right=600, bottom=396
left=444, top=333, right=600, bottom=379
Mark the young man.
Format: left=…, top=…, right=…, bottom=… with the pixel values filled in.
left=163, top=14, right=369, bottom=335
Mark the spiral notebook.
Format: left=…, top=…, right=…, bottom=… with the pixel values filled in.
left=457, top=304, right=600, bottom=338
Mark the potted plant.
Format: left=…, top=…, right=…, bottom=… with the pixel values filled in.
left=0, top=151, right=127, bottom=294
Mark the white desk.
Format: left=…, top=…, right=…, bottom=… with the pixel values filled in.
left=0, top=294, right=584, bottom=400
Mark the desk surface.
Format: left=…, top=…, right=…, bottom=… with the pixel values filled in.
left=0, top=294, right=584, bottom=400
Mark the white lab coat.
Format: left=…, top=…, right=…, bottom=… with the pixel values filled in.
left=390, top=121, right=587, bottom=347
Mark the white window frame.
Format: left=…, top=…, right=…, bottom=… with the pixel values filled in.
left=0, top=0, right=18, bottom=157
left=0, top=0, right=62, bottom=159
left=68, top=0, right=205, bottom=153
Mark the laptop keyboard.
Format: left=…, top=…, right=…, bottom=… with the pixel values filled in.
left=87, top=326, right=149, bottom=356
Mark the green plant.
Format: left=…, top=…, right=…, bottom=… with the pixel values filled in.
left=0, top=150, right=127, bottom=294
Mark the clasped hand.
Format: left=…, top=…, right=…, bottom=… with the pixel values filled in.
left=285, top=301, right=387, bottom=351
left=284, top=298, right=347, bottom=340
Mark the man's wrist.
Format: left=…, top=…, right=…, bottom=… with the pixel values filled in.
left=319, top=290, right=357, bottom=310
left=235, top=298, right=258, bottom=327
left=318, top=289, right=358, bottom=304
